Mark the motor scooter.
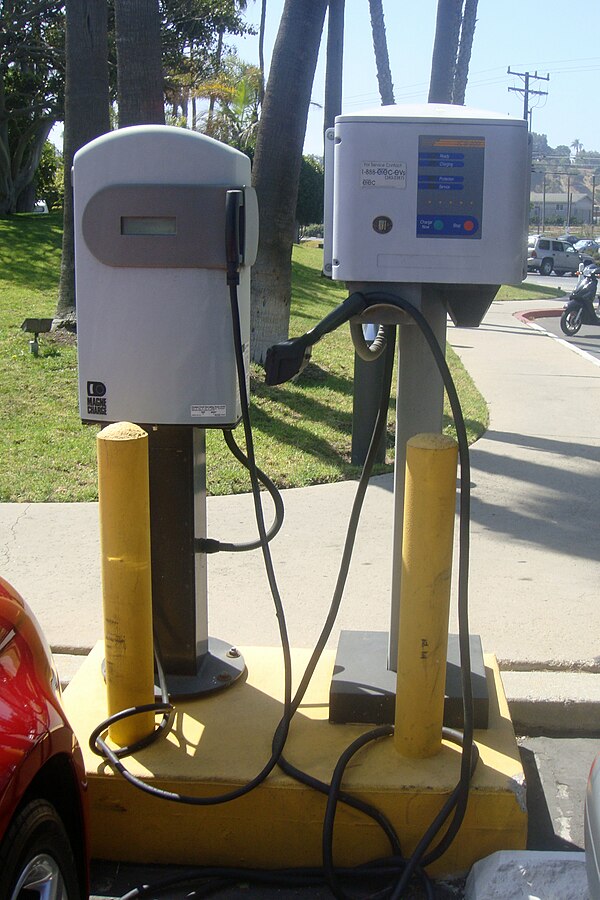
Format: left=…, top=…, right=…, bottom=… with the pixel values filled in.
left=560, top=264, right=600, bottom=335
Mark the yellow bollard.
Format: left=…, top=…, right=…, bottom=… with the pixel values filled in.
left=97, top=422, right=155, bottom=746
left=394, top=433, right=458, bottom=758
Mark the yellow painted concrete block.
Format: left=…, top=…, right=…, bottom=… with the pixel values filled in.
left=64, top=645, right=527, bottom=876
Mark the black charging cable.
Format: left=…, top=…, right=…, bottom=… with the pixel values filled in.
left=88, top=228, right=297, bottom=807
left=89, top=252, right=476, bottom=895
left=195, top=428, right=285, bottom=554
left=263, top=290, right=477, bottom=899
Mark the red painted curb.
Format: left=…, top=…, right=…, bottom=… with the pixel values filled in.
left=515, top=308, right=562, bottom=323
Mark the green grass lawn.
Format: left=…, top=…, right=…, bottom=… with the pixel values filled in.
left=1, top=213, right=494, bottom=502
left=496, top=281, right=567, bottom=300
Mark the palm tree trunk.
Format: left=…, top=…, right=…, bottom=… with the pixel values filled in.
left=206, top=29, right=224, bottom=134
left=55, top=0, right=110, bottom=326
left=368, top=0, right=394, bottom=106
left=453, top=0, right=478, bottom=104
left=251, top=0, right=328, bottom=364
left=324, top=0, right=344, bottom=132
left=115, top=0, right=164, bottom=127
left=258, top=0, right=267, bottom=105
left=428, top=0, right=462, bottom=104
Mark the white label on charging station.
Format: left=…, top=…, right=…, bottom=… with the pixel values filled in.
left=191, top=404, right=227, bottom=418
left=361, top=161, right=406, bottom=189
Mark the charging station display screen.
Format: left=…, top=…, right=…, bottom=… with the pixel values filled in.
left=121, top=216, right=177, bottom=235
left=416, top=135, right=484, bottom=239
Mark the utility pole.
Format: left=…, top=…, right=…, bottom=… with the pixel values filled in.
left=507, top=68, right=549, bottom=127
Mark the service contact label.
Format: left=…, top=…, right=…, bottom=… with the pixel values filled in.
left=191, top=404, right=227, bottom=418
left=361, top=161, right=406, bottom=188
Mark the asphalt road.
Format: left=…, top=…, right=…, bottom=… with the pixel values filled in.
left=524, top=272, right=578, bottom=293
left=524, top=272, right=600, bottom=364
left=533, top=313, right=600, bottom=364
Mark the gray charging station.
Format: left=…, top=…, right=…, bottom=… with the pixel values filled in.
left=324, top=103, right=531, bottom=726
left=74, top=125, right=258, bottom=695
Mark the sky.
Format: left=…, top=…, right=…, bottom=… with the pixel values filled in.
left=229, top=0, right=600, bottom=159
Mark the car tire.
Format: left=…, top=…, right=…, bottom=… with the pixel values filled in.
left=0, top=799, right=81, bottom=899
left=540, top=259, right=553, bottom=276
left=554, top=269, right=565, bottom=276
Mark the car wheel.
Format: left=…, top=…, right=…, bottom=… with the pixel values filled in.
left=554, top=269, right=565, bottom=276
left=0, top=799, right=81, bottom=899
left=540, top=259, right=553, bottom=275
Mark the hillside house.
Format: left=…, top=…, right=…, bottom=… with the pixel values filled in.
left=530, top=191, right=593, bottom=225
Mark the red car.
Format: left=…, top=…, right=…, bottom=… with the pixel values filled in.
left=0, top=576, right=89, bottom=898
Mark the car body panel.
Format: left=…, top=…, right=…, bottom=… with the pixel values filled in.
left=586, top=755, right=600, bottom=899
left=0, top=576, right=89, bottom=894
left=574, top=239, right=600, bottom=253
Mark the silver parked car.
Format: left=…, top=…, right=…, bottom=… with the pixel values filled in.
left=527, top=235, right=582, bottom=276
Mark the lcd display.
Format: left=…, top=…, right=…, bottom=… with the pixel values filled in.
left=121, top=216, right=177, bottom=235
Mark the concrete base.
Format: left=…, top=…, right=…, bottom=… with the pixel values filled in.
left=64, top=644, right=527, bottom=877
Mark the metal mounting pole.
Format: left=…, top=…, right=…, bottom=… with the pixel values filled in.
left=145, top=425, right=245, bottom=698
left=388, top=287, right=447, bottom=671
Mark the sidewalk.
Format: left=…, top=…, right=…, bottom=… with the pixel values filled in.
left=1, top=297, right=600, bottom=733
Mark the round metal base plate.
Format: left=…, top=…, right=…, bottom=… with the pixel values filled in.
left=101, top=636, right=246, bottom=702
left=160, top=636, right=246, bottom=700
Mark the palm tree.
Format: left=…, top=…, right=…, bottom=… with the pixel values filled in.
left=55, top=0, right=110, bottom=326
left=258, top=0, right=267, bottom=104
left=571, top=138, right=583, bottom=159
left=251, top=0, right=328, bottom=363
left=429, top=0, right=479, bottom=105
left=115, top=0, right=165, bottom=127
left=453, top=0, right=478, bottom=104
left=368, top=0, right=394, bottom=105
left=199, top=59, right=262, bottom=151
left=324, top=0, right=344, bottom=132
left=428, top=0, right=462, bottom=104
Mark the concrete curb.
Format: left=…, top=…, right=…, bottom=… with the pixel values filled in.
left=515, top=307, right=562, bottom=322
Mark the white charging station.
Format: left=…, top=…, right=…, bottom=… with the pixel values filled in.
left=323, top=104, right=531, bottom=723
left=74, top=125, right=258, bottom=427
left=74, top=126, right=259, bottom=695
left=326, top=103, right=530, bottom=288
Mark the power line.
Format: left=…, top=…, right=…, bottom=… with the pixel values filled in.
left=507, top=67, right=549, bottom=127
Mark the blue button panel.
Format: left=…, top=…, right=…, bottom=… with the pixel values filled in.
left=417, top=214, right=480, bottom=237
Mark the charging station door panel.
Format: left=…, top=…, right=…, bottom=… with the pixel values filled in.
left=330, top=104, right=530, bottom=286
left=74, top=126, right=257, bottom=427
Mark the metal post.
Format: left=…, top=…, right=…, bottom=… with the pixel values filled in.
left=145, top=425, right=245, bottom=698
left=351, top=339, right=390, bottom=466
left=146, top=425, right=207, bottom=673
left=542, top=173, right=546, bottom=233
left=388, top=288, right=447, bottom=671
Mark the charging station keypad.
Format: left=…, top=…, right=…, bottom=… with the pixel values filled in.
left=416, top=135, right=484, bottom=239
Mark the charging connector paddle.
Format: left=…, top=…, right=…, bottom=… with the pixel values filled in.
left=265, top=291, right=368, bottom=385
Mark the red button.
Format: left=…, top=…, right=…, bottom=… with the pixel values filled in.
left=463, top=220, right=475, bottom=232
